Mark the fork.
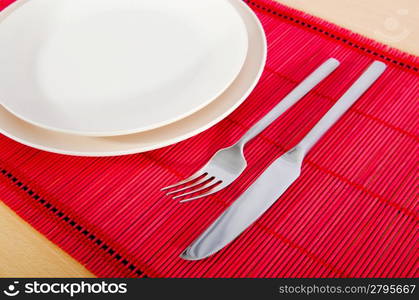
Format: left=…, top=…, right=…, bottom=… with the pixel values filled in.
left=162, top=58, right=340, bottom=202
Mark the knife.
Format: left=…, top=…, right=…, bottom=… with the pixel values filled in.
left=181, top=61, right=387, bottom=260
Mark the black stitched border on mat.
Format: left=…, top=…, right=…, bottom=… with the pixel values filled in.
left=0, top=167, right=148, bottom=278
left=244, top=0, right=418, bottom=72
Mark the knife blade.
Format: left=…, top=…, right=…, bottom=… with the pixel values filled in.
left=181, top=61, right=387, bottom=260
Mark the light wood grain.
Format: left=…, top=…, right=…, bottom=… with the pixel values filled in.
left=278, top=0, right=418, bottom=55
left=0, top=0, right=418, bottom=278
left=0, top=202, right=93, bottom=277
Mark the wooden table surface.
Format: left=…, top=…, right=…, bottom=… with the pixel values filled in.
left=1, top=0, right=417, bottom=278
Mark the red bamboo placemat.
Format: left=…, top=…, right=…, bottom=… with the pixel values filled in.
left=0, top=0, right=418, bottom=278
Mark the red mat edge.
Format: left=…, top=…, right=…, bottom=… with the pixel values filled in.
left=248, top=0, right=418, bottom=72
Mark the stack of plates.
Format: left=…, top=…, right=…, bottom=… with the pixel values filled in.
left=0, top=0, right=266, bottom=156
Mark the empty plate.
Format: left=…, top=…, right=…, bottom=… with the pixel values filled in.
left=0, top=0, right=267, bottom=156
left=0, top=0, right=248, bottom=136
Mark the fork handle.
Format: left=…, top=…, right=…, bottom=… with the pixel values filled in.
left=296, top=61, right=387, bottom=157
left=236, top=58, right=340, bottom=147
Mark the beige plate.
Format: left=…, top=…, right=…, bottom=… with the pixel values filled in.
left=0, top=0, right=267, bottom=157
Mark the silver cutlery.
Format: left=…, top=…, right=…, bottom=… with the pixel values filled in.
left=162, top=58, right=340, bottom=202
left=181, top=60, right=387, bottom=260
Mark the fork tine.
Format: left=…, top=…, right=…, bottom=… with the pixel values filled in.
left=172, top=180, right=221, bottom=199
left=165, top=175, right=213, bottom=195
left=161, top=172, right=205, bottom=191
left=179, top=184, right=224, bottom=203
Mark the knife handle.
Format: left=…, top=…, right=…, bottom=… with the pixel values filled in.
left=297, top=61, right=386, bottom=157
left=236, top=58, right=340, bottom=147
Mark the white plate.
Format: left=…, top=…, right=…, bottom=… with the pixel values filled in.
left=0, top=0, right=266, bottom=156
left=0, top=0, right=248, bottom=136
